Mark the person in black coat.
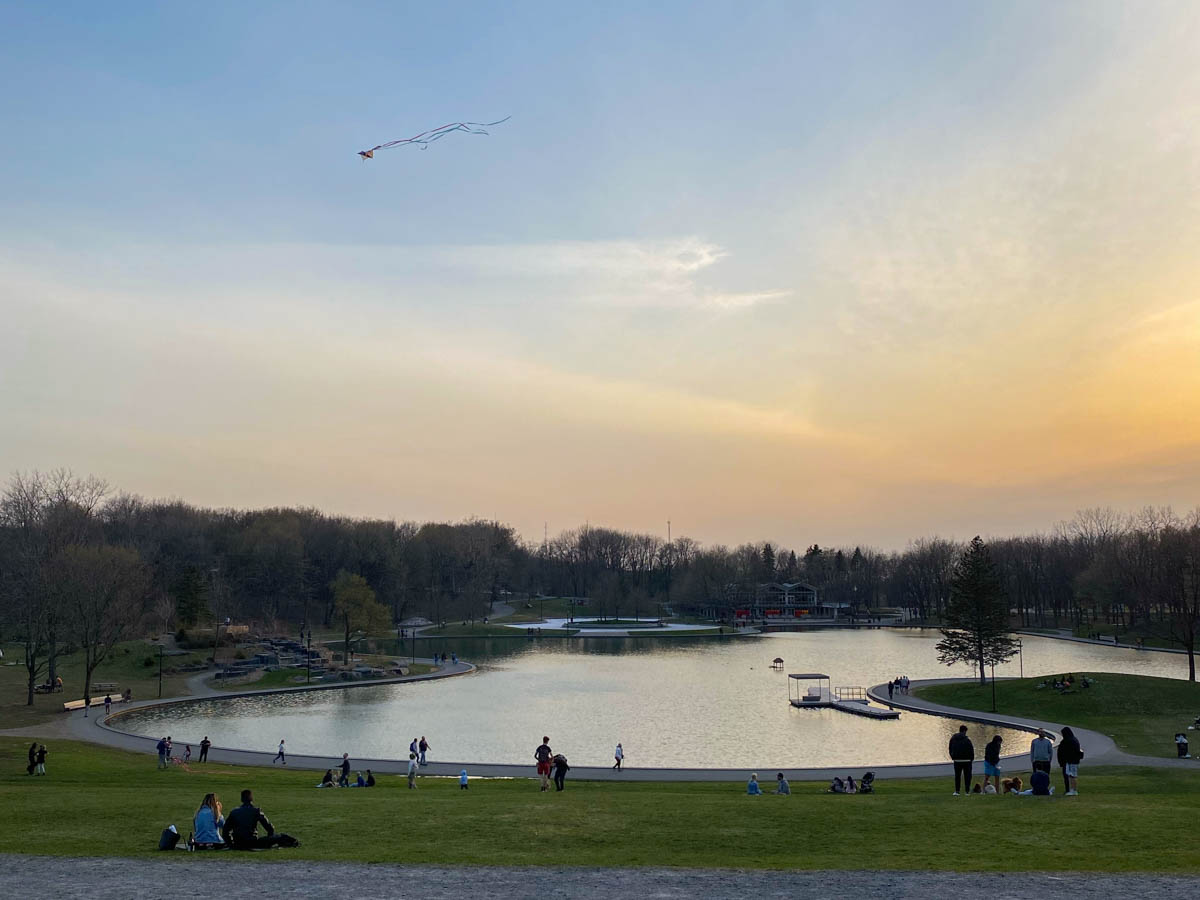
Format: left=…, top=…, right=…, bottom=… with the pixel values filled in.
left=552, top=754, right=570, bottom=792
left=1057, top=726, right=1083, bottom=795
left=948, top=725, right=975, bottom=795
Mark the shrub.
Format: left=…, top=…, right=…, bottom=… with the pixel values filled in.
left=143, top=656, right=155, bottom=667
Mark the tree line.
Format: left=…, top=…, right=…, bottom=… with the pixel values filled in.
left=3, top=471, right=1199, bottom=699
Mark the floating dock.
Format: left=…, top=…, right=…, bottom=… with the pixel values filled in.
left=788, top=673, right=900, bottom=719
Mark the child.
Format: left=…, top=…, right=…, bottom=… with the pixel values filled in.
left=407, top=753, right=418, bottom=789
left=746, top=773, right=762, bottom=795
left=184, top=745, right=192, bottom=763
left=459, top=769, right=469, bottom=790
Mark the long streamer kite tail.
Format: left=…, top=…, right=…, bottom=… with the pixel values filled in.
left=357, top=116, right=510, bottom=160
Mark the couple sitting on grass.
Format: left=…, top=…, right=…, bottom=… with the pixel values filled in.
left=190, top=789, right=299, bottom=850
left=746, top=773, right=790, bottom=795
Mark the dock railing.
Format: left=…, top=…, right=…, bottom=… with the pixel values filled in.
left=833, top=686, right=867, bottom=701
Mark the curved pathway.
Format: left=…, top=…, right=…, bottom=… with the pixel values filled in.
left=867, top=678, right=1197, bottom=770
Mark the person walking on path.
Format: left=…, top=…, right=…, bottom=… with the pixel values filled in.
left=409, top=737, right=419, bottom=760
left=199, top=736, right=211, bottom=763
left=983, top=735, right=1003, bottom=793
left=887, top=679, right=895, bottom=700
left=1030, top=729, right=1053, bottom=774
left=338, top=753, right=351, bottom=787
left=948, top=725, right=975, bottom=795
left=34, top=744, right=47, bottom=776
left=419, top=736, right=430, bottom=766
left=613, top=743, right=624, bottom=770
left=273, top=740, right=287, bottom=765
left=104, top=695, right=112, bottom=716
left=552, top=753, right=570, bottom=792
left=534, top=736, right=553, bottom=792
left=1057, top=726, right=1084, bottom=795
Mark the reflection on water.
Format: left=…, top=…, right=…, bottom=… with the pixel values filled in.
left=120, top=630, right=1188, bottom=768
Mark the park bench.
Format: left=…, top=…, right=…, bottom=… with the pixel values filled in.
left=62, top=695, right=125, bottom=712
left=92, top=682, right=117, bottom=692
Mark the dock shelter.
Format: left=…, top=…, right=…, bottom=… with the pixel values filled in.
left=788, top=673, right=832, bottom=704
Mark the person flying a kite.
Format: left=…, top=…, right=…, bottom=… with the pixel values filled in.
left=358, top=116, right=510, bottom=159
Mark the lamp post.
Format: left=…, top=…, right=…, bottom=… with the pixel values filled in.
left=990, top=663, right=997, bottom=712
left=1017, top=639, right=1024, bottom=680
left=306, top=627, right=312, bottom=684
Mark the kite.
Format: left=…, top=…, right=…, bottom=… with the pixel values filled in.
left=358, top=116, right=511, bottom=159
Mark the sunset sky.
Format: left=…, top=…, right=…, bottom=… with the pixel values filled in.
left=2, top=1, right=1199, bottom=549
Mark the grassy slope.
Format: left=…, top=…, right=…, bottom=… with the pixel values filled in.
left=917, top=674, right=1200, bottom=757
left=0, top=641, right=199, bottom=728
left=1, top=738, right=1199, bottom=871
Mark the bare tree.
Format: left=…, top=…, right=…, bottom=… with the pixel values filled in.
left=60, top=544, right=148, bottom=714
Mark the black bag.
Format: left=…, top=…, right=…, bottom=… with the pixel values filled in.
left=158, top=828, right=180, bottom=851
left=275, top=833, right=300, bottom=848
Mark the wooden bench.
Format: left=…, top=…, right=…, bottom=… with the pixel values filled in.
left=92, top=682, right=117, bottom=692
left=62, top=696, right=126, bottom=713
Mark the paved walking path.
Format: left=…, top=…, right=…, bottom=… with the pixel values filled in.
left=1015, top=629, right=1186, bottom=655
left=2, top=856, right=1198, bottom=899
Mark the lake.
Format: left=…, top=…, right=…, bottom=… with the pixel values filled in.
left=117, top=629, right=1188, bottom=768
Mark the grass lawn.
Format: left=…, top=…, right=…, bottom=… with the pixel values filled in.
left=1, top=738, right=1198, bottom=871
left=0, top=641, right=200, bottom=728
left=418, top=624, right=578, bottom=637
left=917, top=674, right=1200, bottom=757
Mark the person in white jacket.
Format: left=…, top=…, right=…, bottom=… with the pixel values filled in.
left=613, top=743, right=624, bottom=770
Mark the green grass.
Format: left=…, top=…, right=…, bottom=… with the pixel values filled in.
left=495, top=597, right=598, bottom=622
left=419, top=624, right=578, bottom=637
left=1, top=738, right=1199, bottom=871
left=917, top=673, right=1200, bottom=757
left=0, top=641, right=198, bottom=728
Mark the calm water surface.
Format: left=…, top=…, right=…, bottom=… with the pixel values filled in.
left=120, top=630, right=1189, bottom=768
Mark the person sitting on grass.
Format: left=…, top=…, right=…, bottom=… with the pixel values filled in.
left=316, top=769, right=335, bottom=788
left=845, top=775, right=857, bottom=794
left=349, top=771, right=366, bottom=788
left=1026, top=768, right=1053, bottom=796
left=220, top=789, right=294, bottom=850
left=746, top=773, right=763, bottom=795
left=829, top=776, right=847, bottom=793
left=364, top=769, right=376, bottom=787
left=192, top=793, right=225, bottom=848
left=774, top=773, right=790, bottom=795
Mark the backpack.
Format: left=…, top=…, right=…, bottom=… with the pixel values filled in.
left=275, top=833, right=301, bottom=848
left=158, top=827, right=180, bottom=851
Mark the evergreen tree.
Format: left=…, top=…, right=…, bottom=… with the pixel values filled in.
left=936, top=536, right=1018, bottom=684
left=760, top=543, right=776, bottom=581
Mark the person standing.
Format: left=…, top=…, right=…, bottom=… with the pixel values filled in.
left=534, top=736, right=553, bottom=792
left=199, top=736, right=211, bottom=763
left=983, top=735, right=1003, bottom=792
left=339, top=752, right=351, bottom=787
left=27, top=742, right=37, bottom=776
left=184, top=744, right=192, bottom=763
left=948, top=725, right=975, bottom=795
left=1029, top=729, right=1053, bottom=775
left=887, top=679, right=895, bottom=700
left=35, top=744, right=47, bottom=776
left=1057, top=726, right=1083, bottom=795
left=419, top=736, right=430, bottom=766
left=273, top=740, right=287, bottom=765
left=104, top=695, right=112, bottom=716
left=156, top=737, right=169, bottom=770
left=613, top=743, right=624, bottom=771
left=407, top=753, right=419, bottom=789
left=409, top=737, right=419, bottom=760
left=552, top=753, right=570, bottom=792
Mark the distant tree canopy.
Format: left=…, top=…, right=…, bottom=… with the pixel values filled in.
left=3, top=471, right=1199, bottom=682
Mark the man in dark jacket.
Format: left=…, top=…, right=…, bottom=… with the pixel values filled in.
left=221, top=789, right=287, bottom=850
left=948, top=725, right=975, bottom=795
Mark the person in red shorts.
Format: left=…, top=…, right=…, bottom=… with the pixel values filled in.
left=534, top=736, right=553, bottom=792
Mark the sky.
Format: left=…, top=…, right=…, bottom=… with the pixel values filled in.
left=2, top=1, right=1199, bottom=550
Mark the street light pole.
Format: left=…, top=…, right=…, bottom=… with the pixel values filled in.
left=990, top=663, right=997, bottom=712
left=306, top=627, right=312, bottom=684
left=1018, top=639, right=1023, bottom=680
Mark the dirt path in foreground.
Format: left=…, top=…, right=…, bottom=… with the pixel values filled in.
left=1, top=856, right=1196, bottom=899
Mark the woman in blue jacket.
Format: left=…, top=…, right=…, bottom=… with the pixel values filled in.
left=193, top=793, right=225, bottom=847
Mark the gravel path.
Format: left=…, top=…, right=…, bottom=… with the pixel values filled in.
left=1, top=856, right=1197, bottom=899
